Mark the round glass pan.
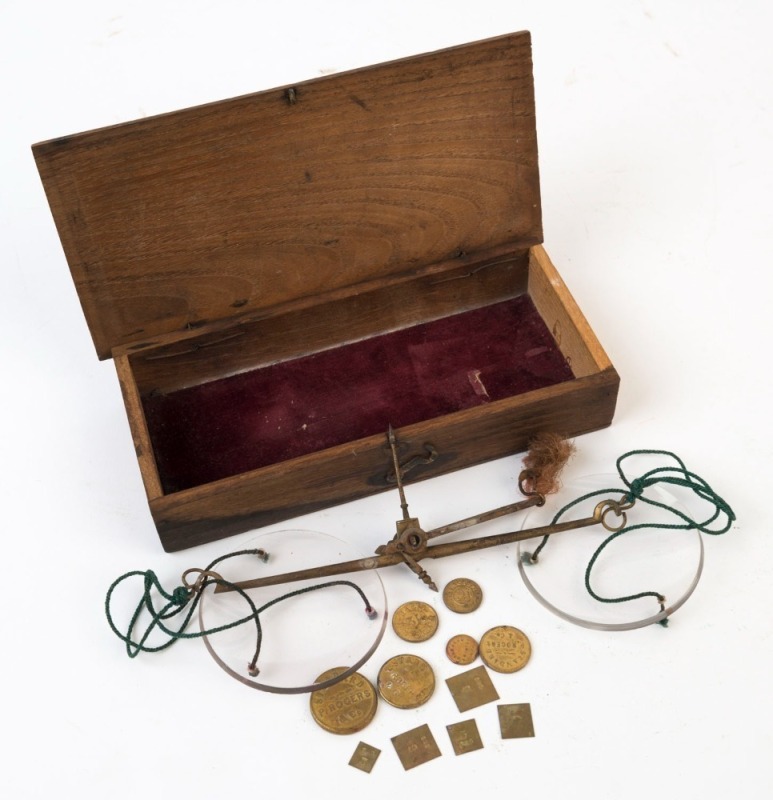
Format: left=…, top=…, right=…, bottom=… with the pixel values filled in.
left=517, top=476, right=704, bottom=631
left=199, top=529, right=387, bottom=693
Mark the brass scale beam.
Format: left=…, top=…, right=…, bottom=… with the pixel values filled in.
left=216, top=427, right=632, bottom=595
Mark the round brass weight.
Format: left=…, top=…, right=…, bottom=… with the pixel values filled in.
left=377, top=654, right=435, bottom=709
left=391, top=601, right=439, bottom=642
left=479, top=626, right=531, bottom=673
left=445, top=634, right=479, bottom=665
left=309, top=667, right=378, bottom=734
left=442, top=578, right=483, bottom=613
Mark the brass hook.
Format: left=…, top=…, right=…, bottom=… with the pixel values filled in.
left=593, top=497, right=635, bottom=532
left=518, top=470, right=547, bottom=505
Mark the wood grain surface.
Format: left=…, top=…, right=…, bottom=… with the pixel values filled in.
left=33, top=32, right=541, bottom=359
left=32, top=32, right=618, bottom=551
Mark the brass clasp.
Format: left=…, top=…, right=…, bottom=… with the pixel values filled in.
left=384, top=443, right=438, bottom=484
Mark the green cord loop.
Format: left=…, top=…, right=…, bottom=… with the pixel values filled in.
left=526, top=450, right=735, bottom=617
left=106, top=549, right=376, bottom=675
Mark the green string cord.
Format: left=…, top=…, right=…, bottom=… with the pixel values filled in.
left=105, top=549, right=264, bottom=657
left=105, top=549, right=376, bottom=675
left=523, top=450, right=735, bottom=618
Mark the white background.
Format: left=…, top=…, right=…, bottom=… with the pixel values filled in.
left=2, top=1, right=771, bottom=797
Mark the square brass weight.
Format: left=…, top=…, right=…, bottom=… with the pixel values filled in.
left=498, top=703, right=535, bottom=739
left=391, top=724, right=442, bottom=770
left=348, top=742, right=381, bottom=773
left=446, top=719, right=484, bottom=756
left=445, top=665, right=500, bottom=713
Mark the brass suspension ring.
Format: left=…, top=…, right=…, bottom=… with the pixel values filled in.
left=181, top=568, right=225, bottom=594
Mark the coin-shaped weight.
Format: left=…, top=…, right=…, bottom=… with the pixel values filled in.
left=310, top=667, right=379, bottom=734
left=479, top=626, right=531, bottom=673
left=377, top=654, right=435, bottom=709
left=445, top=634, right=479, bottom=665
left=391, top=601, right=439, bottom=642
left=442, top=578, right=483, bottom=613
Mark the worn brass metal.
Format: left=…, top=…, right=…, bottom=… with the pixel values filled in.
left=374, top=427, right=438, bottom=590
left=377, top=654, right=435, bottom=709
left=392, top=601, right=439, bottom=642
left=384, top=443, right=438, bottom=484
left=348, top=742, right=381, bottom=773
left=442, top=578, right=483, bottom=613
left=479, top=626, right=531, bottom=674
left=445, top=634, right=479, bottom=666
left=498, top=703, right=535, bottom=739
left=215, top=428, right=634, bottom=595
left=309, top=667, right=378, bottom=734
left=446, top=719, right=484, bottom=756
left=445, top=665, right=500, bottom=713
left=391, top=724, right=442, bottom=770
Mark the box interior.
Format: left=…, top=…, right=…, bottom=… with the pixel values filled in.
left=141, top=293, right=573, bottom=493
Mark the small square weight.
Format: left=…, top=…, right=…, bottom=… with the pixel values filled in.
left=445, top=665, right=500, bottom=712
left=348, top=741, right=381, bottom=773
left=446, top=719, right=484, bottom=756
left=498, top=703, right=535, bottom=739
left=391, top=724, right=442, bottom=770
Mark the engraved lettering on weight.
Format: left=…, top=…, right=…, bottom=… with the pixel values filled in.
left=479, top=626, right=531, bottom=674
left=392, top=601, right=439, bottom=642
left=309, top=668, right=378, bottom=734
left=378, top=654, right=435, bottom=709
left=442, top=578, right=483, bottom=614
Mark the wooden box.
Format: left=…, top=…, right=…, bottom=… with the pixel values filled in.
left=33, top=32, right=619, bottom=551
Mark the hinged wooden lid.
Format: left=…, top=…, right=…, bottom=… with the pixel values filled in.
left=33, top=31, right=542, bottom=359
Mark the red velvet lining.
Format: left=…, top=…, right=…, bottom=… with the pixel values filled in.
left=143, top=295, right=573, bottom=493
